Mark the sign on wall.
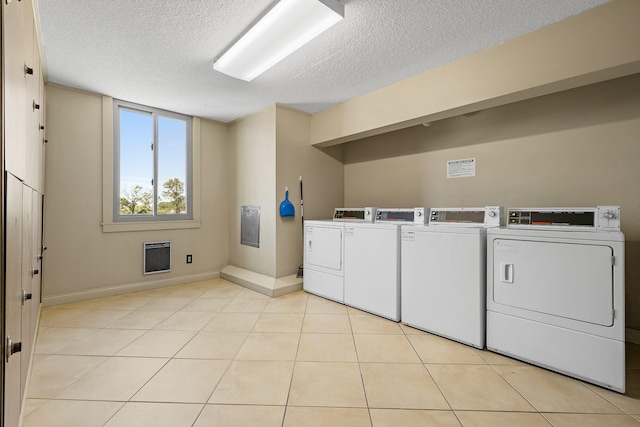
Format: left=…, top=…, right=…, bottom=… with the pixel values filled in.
left=447, top=158, right=476, bottom=179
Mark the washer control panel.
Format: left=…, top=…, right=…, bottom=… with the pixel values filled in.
left=375, top=207, right=427, bottom=224
left=429, top=206, right=503, bottom=227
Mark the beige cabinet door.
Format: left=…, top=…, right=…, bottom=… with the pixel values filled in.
left=5, top=173, right=24, bottom=427
left=20, top=185, right=34, bottom=396
left=3, top=0, right=28, bottom=180
left=26, top=22, right=42, bottom=191
left=31, top=192, right=44, bottom=312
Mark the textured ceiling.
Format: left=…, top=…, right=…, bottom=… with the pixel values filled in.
left=37, top=0, right=609, bottom=123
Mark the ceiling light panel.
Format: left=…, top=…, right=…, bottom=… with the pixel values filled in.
left=214, top=0, right=344, bottom=81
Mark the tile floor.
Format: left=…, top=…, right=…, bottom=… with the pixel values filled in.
left=22, top=278, right=640, bottom=426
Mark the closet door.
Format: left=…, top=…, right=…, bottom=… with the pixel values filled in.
left=5, top=173, right=24, bottom=427
left=3, top=0, right=28, bottom=179
left=21, top=185, right=34, bottom=395
left=32, top=191, right=44, bottom=313
left=27, top=19, right=43, bottom=191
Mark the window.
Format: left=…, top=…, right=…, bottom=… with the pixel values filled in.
left=113, top=100, right=193, bottom=222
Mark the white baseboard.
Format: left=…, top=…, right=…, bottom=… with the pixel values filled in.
left=42, top=271, right=220, bottom=307
left=627, top=328, right=640, bottom=345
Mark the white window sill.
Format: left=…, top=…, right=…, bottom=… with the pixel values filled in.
left=102, top=220, right=201, bottom=233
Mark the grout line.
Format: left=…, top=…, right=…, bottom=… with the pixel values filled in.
left=346, top=302, right=375, bottom=426
left=400, top=328, right=456, bottom=412
left=280, top=293, right=309, bottom=426
left=27, top=280, right=640, bottom=426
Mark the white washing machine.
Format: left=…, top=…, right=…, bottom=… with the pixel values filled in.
left=304, top=208, right=376, bottom=303
left=401, top=207, right=503, bottom=348
left=487, top=206, right=625, bottom=392
left=344, top=208, right=425, bottom=321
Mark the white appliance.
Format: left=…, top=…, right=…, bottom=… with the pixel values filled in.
left=344, top=208, right=425, bottom=321
left=487, top=206, right=625, bottom=392
left=401, top=207, right=503, bottom=348
left=303, top=208, right=376, bottom=302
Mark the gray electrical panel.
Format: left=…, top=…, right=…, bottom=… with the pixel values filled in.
left=241, top=206, right=260, bottom=248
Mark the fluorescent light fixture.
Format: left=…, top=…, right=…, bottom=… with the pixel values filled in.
left=214, top=0, right=344, bottom=81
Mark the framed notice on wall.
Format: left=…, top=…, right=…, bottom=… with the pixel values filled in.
left=447, top=158, right=476, bottom=178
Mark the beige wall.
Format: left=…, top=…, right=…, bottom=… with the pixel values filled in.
left=311, top=0, right=640, bottom=146
left=43, top=89, right=344, bottom=301
left=43, top=84, right=230, bottom=303
left=275, top=107, right=344, bottom=277
left=228, top=105, right=344, bottom=280
left=228, top=106, right=278, bottom=277
left=342, top=74, right=640, bottom=329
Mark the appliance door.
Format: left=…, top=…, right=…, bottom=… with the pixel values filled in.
left=304, top=268, right=345, bottom=303
left=492, top=239, right=614, bottom=327
left=304, top=225, right=343, bottom=273
left=344, top=225, right=400, bottom=320
left=402, top=229, right=485, bottom=348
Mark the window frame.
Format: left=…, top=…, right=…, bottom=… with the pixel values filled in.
left=113, top=99, right=193, bottom=223
left=102, top=96, right=200, bottom=233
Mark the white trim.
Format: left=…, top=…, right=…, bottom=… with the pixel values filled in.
left=42, top=272, right=220, bottom=307
left=32, top=0, right=48, bottom=83
left=102, top=96, right=115, bottom=226
left=113, top=99, right=193, bottom=221
left=192, top=117, right=201, bottom=221
left=101, top=219, right=201, bottom=233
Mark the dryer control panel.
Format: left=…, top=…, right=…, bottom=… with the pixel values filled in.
left=507, top=206, right=620, bottom=231
left=429, top=206, right=503, bottom=227
left=333, top=207, right=376, bottom=222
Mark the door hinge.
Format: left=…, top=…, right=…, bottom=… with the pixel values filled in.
left=612, top=256, right=616, bottom=266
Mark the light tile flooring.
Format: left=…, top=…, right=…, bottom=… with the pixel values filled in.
left=23, top=278, right=640, bottom=426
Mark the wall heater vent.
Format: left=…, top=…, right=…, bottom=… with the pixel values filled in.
left=144, top=241, right=171, bottom=275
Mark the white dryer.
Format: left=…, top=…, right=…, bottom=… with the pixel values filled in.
left=401, top=207, right=503, bottom=348
left=344, top=208, right=425, bottom=321
left=304, top=208, right=376, bottom=303
left=487, top=206, right=625, bottom=392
